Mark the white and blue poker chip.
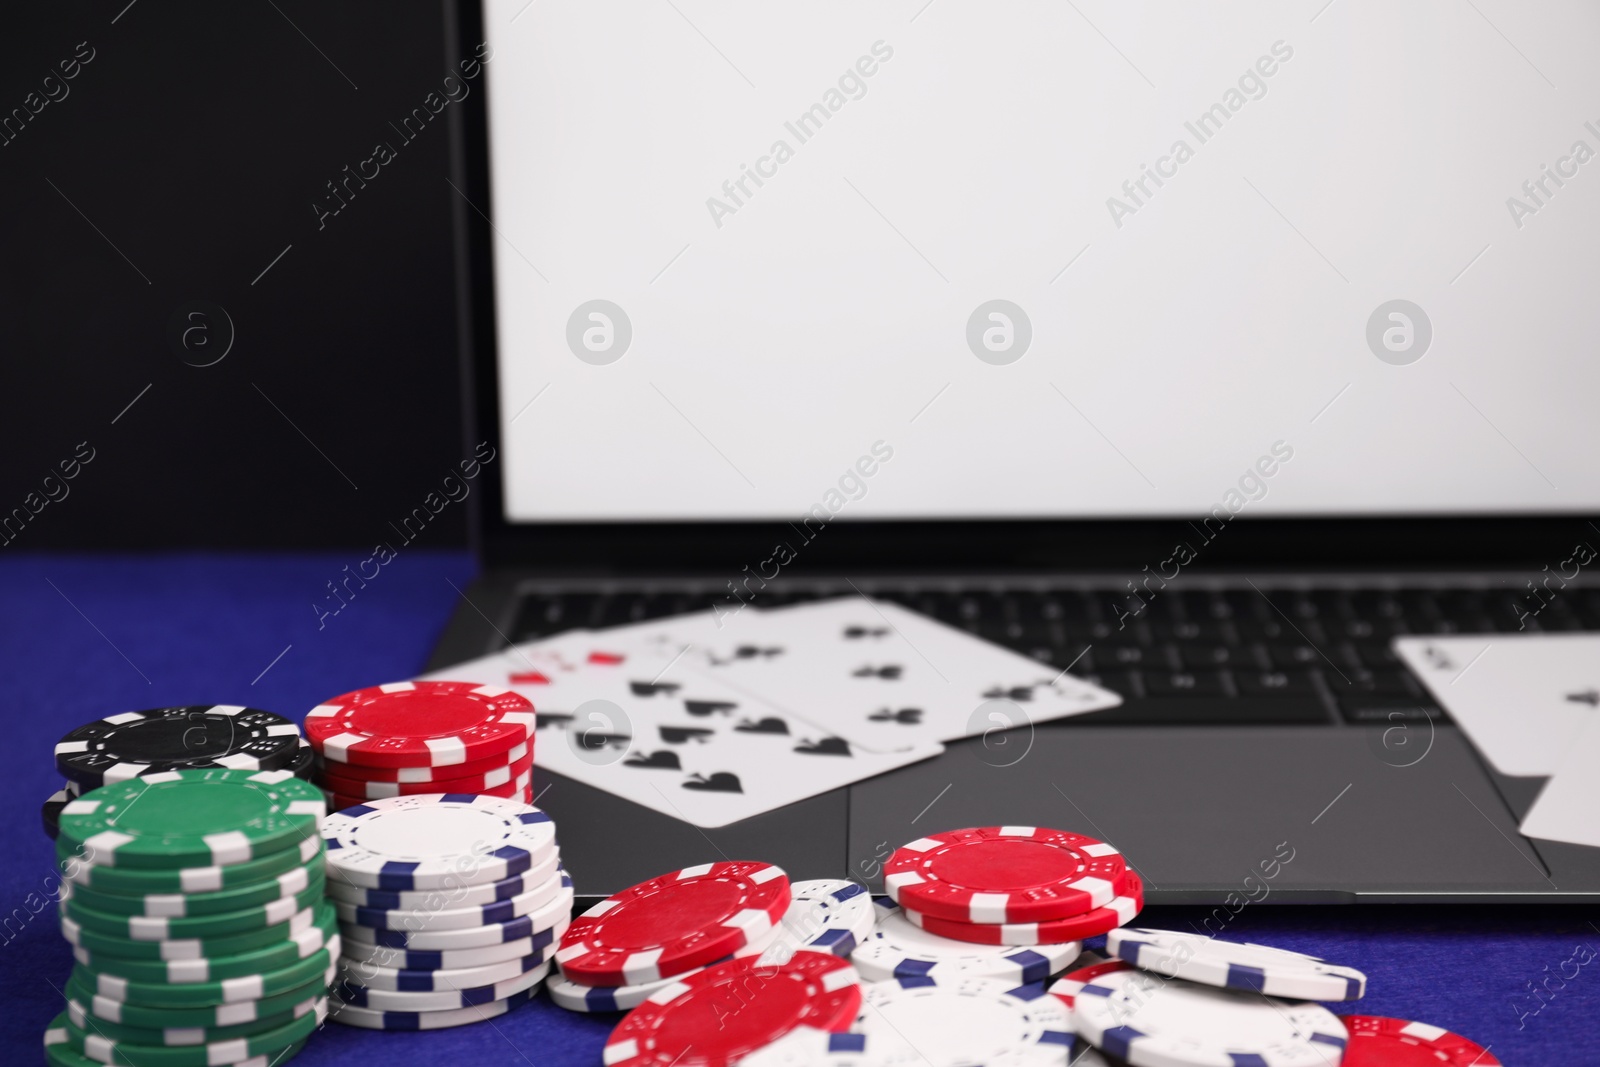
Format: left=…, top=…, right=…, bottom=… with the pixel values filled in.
left=852, top=974, right=1075, bottom=1067
left=321, top=794, right=556, bottom=892
left=1106, top=927, right=1367, bottom=1002
left=339, top=919, right=567, bottom=972
left=759, top=879, right=878, bottom=964
left=852, top=901, right=1080, bottom=985
left=1069, top=966, right=1348, bottom=1067
left=325, top=846, right=560, bottom=910
left=334, top=864, right=568, bottom=932
left=338, top=941, right=555, bottom=993
left=332, top=960, right=548, bottom=1012
left=342, top=870, right=573, bottom=951
left=740, top=1029, right=929, bottom=1067
left=328, top=985, right=538, bottom=1030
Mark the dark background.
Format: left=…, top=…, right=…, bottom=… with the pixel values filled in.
left=1, top=1, right=470, bottom=550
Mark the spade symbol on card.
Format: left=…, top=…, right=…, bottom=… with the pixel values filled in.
left=1421, top=645, right=1455, bottom=671
left=535, top=712, right=574, bottom=731
left=630, top=681, right=682, bottom=697
left=625, top=750, right=682, bottom=770
left=852, top=665, right=903, bottom=680
left=983, top=685, right=1035, bottom=702
left=659, top=726, right=715, bottom=744
left=577, top=732, right=631, bottom=752
left=868, top=707, right=923, bottom=725
left=509, top=670, right=552, bottom=685
left=844, top=626, right=889, bottom=639
left=1566, top=689, right=1600, bottom=707
left=795, top=737, right=852, bottom=757
left=683, top=772, right=742, bottom=793
left=684, top=700, right=739, bottom=717
left=733, top=717, right=789, bottom=735
left=709, top=645, right=785, bottom=666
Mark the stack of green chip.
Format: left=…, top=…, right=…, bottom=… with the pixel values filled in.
left=51, top=768, right=333, bottom=1066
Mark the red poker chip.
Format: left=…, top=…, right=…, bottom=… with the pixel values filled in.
left=322, top=772, right=531, bottom=813
left=557, top=861, right=790, bottom=987
left=305, top=681, right=534, bottom=768
left=320, top=754, right=533, bottom=799
left=1339, top=1015, right=1501, bottom=1066
left=903, top=873, right=1144, bottom=946
left=315, top=738, right=532, bottom=782
left=602, top=950, right=860, bottom=1067
left=1048, top=959, right=1134, bottom=1012
left=884, top=827, right=1130, bottom=924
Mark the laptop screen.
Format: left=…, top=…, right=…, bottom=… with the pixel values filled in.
left=480, top=1, right=1600, bottom=523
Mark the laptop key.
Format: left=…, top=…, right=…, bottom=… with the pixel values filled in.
left=1177, top=644, right=1233, bottom=668
left=1236, top=670, right=1317, bottom=697
left=1141, top=670, right=1229, bottom=697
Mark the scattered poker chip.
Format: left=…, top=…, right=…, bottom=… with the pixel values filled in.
left=58, top=769, right=324, bottom=870
left=62, top=904, right=330, bottom=963
left=1069, top=967, right=1347, bottom=1067
left=602, top=951, right=861, bottom=1067
left=1107, top=927, right=1368, bottom=1001
left=72, top=913, right=339, bottom=985
left=68, top=965, right=335, bottom=1029
left=321, top=753, right=533, bottom=800
left=545, top=918, right=783, bottom=1013
left=317, top=739, right=532, bottom=783
left=1338, top=1014, right=1501, bottom=1066
left=60, top=997, right=326, bottom=1067
left=328, top=986, right=536, bottom=1030
left=58, top=835, right=323, bottom=895
left=336, top=863, right=567, bottom=931
left=338, top=920, right=566, bottom=972
left=323, top=767, right=532, bottom=812
left=739, top=1030, right=931, bottom=1067
left=60, top=875, right=326, bottom=941
left=325, top=845, right=559, bottom=910
left=332, top=959, right=548, bottom=1012
left=757, top=879, right=877, bottom=965
left=852, top=901, right=1081, bottom=984
left=1046, top=957, right=1130, bottom=1013
left=320, top=793, right=555, bottom=891
left=55, top=707, right=303, bottom=790
left=342, top=873, right=573, bottom=950
left=72, top=945, right=335, bottom=1008
left=66, top=992, right=322, bottom=1048
left=902, top=873, right=1143, bottom=946
left=45, top=1018, right=309, bottom=1067
left=336, top=946, right=550, bottom=993
left=305, top=681, right=534, bottom=768
left=852, top=974, right=1074, bottom=1067
left=557, top=861, right=790, bottom=987
left=883, top=827, right=1129, bottom=924
left=62, top=860, right=321, bottom=918
left=43, top=785, right=73, bottom=840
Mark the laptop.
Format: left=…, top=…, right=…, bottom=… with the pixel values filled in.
left=434, top=0, right=1600, bottom=904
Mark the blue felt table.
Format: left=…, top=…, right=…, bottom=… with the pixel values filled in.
left=2, top=552, right=1594, bottom=1065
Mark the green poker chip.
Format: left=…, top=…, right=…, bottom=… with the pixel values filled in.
left=61, top=874, right=325, bottom=941
left=73, top=944, right=335, bottom=1007
left=57, top=768, right=324, bottom=870
left=67, top=966, right=333, bottom=1029
left=62, top=858, right=321, bottom=918
left=66, top=994, right=318, bottom=1048
left=61, top=995, right=325, bottom=1066
left=72, top=908, right=339, bottom=985
left=46, top=1014, right=309, bottom=1067
left=58, top=834, right=323, bottom=895
left=63, top=902, right=334, bottom=961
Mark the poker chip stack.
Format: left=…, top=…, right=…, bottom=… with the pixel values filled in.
left=44, top=706, right=313, bottom=839
left=548, top=868, right=875, bottom=1013
left=304, top=681, right=536, bottom=810
left=47, top=769, right=332, bottom=1067
left=321, top=792, right=569, bottom=1029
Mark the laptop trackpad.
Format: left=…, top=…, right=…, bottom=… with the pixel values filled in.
left=847, top=725, right=1551, bottom=899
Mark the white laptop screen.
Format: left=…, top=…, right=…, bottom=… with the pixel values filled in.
left=481, top=1, right=1600, bottom=522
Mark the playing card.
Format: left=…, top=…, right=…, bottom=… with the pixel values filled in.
left=420, top=635, right=942, bottom=828
left=1520, top=713, right=1600, bottom=848
left=625, top=597, right=1122, bottom=752
left=1393, top=633, right=1600, bottom=777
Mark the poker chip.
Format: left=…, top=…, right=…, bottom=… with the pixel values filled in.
left=338, top=920, right=567, bottom=971
left=335, top=863, right=567, bottom=931
left=323, top=766, right=533, bottom=812
left=336, top=945, right=550, bottom=992
left=72, top=945, right=335, bottom=1007
left=45, top=1019, right=309, bottom=1067
left=58, top=769, right=324, bottom=870
left=883, top=827, right=1129, bottom=924
left=342, top=872, right=573, bottom=950
left=66, top=992, right=322, bottom=1048
left=316, top=740, right=531, bottom=783
left=58, top=835, right=323, bottom=895
left=601, top=951, right=861, bottom=1067
left=758, top=879, right=877, bottom=964
left=68, top=965, right=335, bottom=1029
left=72, top=912, right=340, bottom=985
left=1107, top=927, right=1368, bottom=1001
left=732, top=1029, right=928, bottom=1067
left=1069, top=967, right=1347, bottom=1067
left=320, top=793, right=556, bottom=891
left=305, top=681, right=534, bottom=768
left=1046, top=957, right=1130, bottom=1014
left=55, top=707, right=303, bottom=790
left=328, top=986, right=536, bottom=1030
left=546, top=916, right=784, bottom=1013
left=903, top=873, right=1144, bottom=946
left=60, top=996, right=326, bottom=1067
left=1339, top=1014, right=1501, bottom=1066
left=43, top=785, right=73, bottom=840
left=325, top=845, right=559, bottom=909
left=321, top=753, right=533, bottom=800
left=62, top=861, right=321, bottom=918
left=557, top=861, right=790, bottom=986
left=852, top=901, right=1081, bottom=984
left=852, top=974, right=1075, bottom=1067
left=60, top=876, right=326, bottom=941
left=287, top=739, right=315, bottom=781
left=332, top=959, right=548, bottom=1011
left=62, top=904, right=329, bottom=962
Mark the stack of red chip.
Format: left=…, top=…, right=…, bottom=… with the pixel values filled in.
left=883, top=826, right=1144, bottom=946
left=303, top=681, right=536, bottom=810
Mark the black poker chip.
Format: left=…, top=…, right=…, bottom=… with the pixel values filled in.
left=54, top=706, right=304, bottom=790
left=41, top=785, right=72, bottom=840
left=287, top=737, right=314, bottom=781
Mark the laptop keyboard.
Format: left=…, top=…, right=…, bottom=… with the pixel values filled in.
left=504, top=583, right=1600, bottom=727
